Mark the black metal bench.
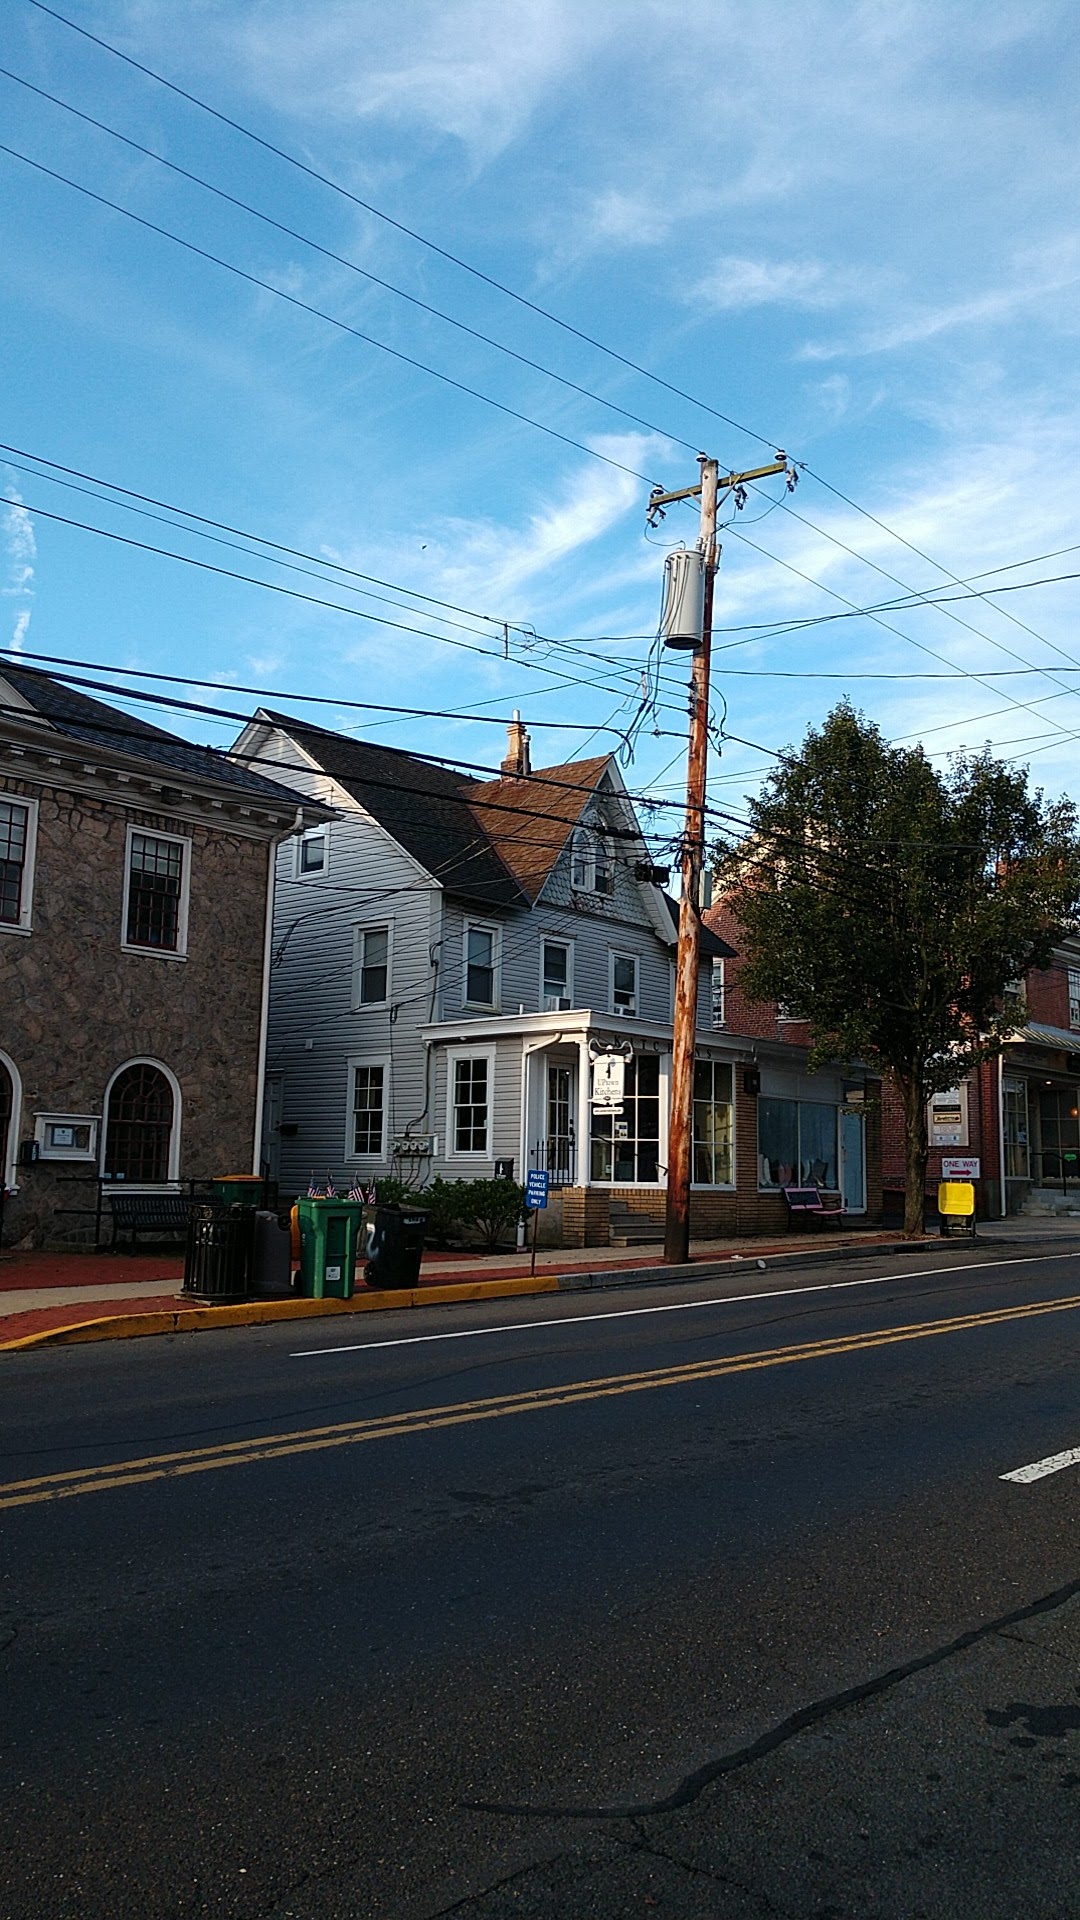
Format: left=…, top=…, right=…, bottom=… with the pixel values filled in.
left=107, top=1190, right=196, bottom=1251
left=782, top=1185, right=844, bottom=1229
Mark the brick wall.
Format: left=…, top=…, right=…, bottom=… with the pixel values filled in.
left=1, top=775, right=271, bottom=1246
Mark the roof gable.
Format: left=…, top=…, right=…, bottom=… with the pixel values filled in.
left=460, top=756, right=610, bottom=902
left=0, top=666, right=314, bottom=810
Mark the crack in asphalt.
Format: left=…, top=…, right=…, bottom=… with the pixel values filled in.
left=464, top=1570, right=1080, bottom=1822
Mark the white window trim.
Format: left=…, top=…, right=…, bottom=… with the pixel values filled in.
left=120, top=824, right=192, bottom=960
left=446, top=1046, right=495, bottom=1161
left=570, top=826, right=614, bottom=897
left=293, top=823, right=329, bottom=880
left=691, top=1057, right=736, bottom=1190
left=609, top=949, right=639, bottom=1017
left=352, top=921, right=394, bottom=1010
left=344, top=1054, right=390, bottom=1162
left=540, top=936, right=574, bottom=1012
left=462, top=920, right=501, bottom=1011
left=1069, top=966, right=1080, bottom=1030
left=0, top=793, right=39, bottom=936
left=0, top=1048, right=23, bottom=1189
left=710, top=956, right=726, bottom=1029
left=100, top=1057, right=183, bottom=1184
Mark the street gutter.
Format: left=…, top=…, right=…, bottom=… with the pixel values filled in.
left=0, top=1236, right=947, bottom=1352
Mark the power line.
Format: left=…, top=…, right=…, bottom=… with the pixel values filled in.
left=0, top=64, right=703, bottom=465
left=20, top=0, right=1080, bottom=709
left=0, top=140, right=663, bottom=491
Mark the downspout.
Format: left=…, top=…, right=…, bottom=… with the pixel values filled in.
left=252, top=817, right=296, bottom=1176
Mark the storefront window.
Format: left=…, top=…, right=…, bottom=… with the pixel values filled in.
left=692, top=1060, right=734, bottom=1185
left=591, top=1054, right=660, bottom=1183
left=758, top=1097, right=838, bottom=1188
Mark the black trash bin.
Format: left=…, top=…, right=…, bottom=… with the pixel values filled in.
left=182, top=1203, right=257, bottom=1301
left=364, top=1204, right=428, bottom=1290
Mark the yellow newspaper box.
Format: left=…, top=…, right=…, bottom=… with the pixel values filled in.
left=938, top=1180, right=975, bottom=1237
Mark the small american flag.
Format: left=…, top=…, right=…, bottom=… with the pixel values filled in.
left=346, top=1180, right=367, bottom=1202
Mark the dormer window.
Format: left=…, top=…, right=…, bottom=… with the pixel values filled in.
left=571, top=827, right=613, bottom=896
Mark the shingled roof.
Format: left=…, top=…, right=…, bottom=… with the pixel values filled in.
left=0, top=665, right=314, bottom=809
left=259, top=712, right=535, bottom=910
left=460, top=756, right=610, bottom=902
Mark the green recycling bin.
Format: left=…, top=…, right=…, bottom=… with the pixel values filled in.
left=296, top=1196, right=365, bottom=1298
left=212, top=1175, right=265, bottom=1208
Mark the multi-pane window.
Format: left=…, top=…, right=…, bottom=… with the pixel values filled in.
left=758, top=1098, right=838, bottom=1189
left=693, top=1059, right=734, bottom=1185
left=453, top=1056, right=490, bottom=1153
left=571, top=827, right=613, bottom=896
left=542, top=940, right=571, bottom=1009
left=0, top=800, right=29, bottom=926
left=355, top=926, right=390, bottom=1005
left=465, top=925, right=496, bottom=1006
left=104, top=1064, right=174, bottom=1182
left=611, top=952, right=638, bottom=1016
left=711, top=957, right=726, bottom=1028
left=297, top=828, right=326, bottom=876
left=590, top=1054, right=660, bottom=1183
left=1069, top=968, right=1080, bottom=1030
left=351, top=1064, right=386, bottom=1156
left=125, top=832, right=184, bottom=951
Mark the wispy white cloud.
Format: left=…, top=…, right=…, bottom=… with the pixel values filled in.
left=692, top=257, right=849, bottom=313
left=229, top=0, right=605, bottom=163
left=2, top=481, right=35, bottom=654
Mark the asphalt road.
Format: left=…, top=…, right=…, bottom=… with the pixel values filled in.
left=3, top=1238, right=1080, bottom=1918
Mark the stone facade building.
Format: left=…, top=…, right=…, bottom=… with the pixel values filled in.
left=0, top=666, right=324, bottom=1247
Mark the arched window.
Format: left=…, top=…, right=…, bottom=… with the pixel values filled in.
left=104, top=1063, right=176, bottom=1183
left=0, top=1058, right=12, bottom=1186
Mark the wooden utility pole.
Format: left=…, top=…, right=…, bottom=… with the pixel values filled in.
left=653, top=454, right=791, bottom=1266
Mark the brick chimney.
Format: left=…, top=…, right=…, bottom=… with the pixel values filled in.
left=501, top=710, right=531, bottom=777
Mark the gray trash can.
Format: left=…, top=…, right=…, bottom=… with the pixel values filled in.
left=364, top=1204, right=428, bottom=1290
left=182, top=1204, right=256, bottom=1301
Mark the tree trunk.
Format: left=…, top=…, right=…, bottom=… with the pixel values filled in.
left=895, top=1072, right=929, bottom=1237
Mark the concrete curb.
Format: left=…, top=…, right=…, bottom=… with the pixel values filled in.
left=554, top=1236, right=942, bottom=1291
left=0, top=1234, right=948, bottom=1352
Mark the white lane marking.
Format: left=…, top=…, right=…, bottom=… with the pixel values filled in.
left=1001, top=1445, right=1080, bottom=1484
left=290, top=1251, right=1080, bottom=1359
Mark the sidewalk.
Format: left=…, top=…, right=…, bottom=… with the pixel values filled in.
left=0, top=1225, right=925, bottom=1350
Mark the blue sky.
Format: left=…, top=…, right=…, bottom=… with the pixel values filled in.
left=3, top=0, right=1080, bottom=854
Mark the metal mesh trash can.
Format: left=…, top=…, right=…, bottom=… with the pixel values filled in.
left=182, top=1204, right=257, bottom=1300
left=365, top=1204, right=428, bottom=1290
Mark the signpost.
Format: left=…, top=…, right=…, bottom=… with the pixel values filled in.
left=525, top=1169, right=548, bottom=1276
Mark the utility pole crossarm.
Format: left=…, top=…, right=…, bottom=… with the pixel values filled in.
left=647, top=457, right=789, bottom=523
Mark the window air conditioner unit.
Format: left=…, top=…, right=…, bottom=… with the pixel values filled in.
left=544, top=995, right=572, bottom=1012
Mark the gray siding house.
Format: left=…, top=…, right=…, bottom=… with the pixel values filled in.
left=234, top=711, right=741, bottom=1245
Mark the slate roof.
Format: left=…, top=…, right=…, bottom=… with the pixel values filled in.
left=1, top=666, right=315, bottom=810
left=259, top=712, right=534, bottom=910
left=461, top=757, right=610, bottom=902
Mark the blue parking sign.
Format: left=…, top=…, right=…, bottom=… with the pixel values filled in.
left=525, top=1170, right=549, bottom=1209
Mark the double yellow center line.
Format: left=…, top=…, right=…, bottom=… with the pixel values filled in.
left=5, top=1291, right=1080, bottom=1512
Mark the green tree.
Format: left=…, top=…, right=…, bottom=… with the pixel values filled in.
left=714, top=705, right=1080, bottom=1236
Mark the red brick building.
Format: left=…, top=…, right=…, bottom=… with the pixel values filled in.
left=703, top=898, right=883, bottom=1227
left=879, top=938, right=1080, bottom=1218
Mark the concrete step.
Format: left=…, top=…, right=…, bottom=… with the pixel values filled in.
left=609, top=1227, right=665, bottom=1246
